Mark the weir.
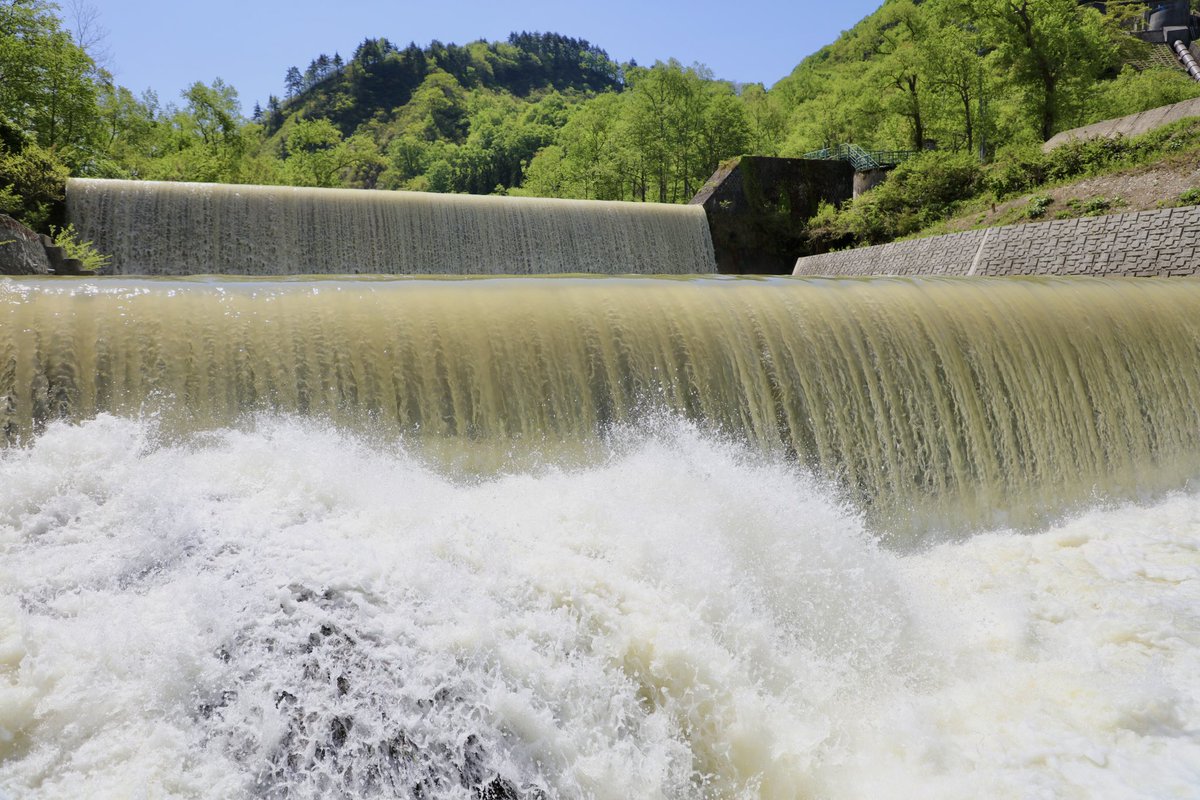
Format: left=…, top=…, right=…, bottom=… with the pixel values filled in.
left=4, top=274, right=1200, bottom=531
left=65, top=178, right=717, bottom=276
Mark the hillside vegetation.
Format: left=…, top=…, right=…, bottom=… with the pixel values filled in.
left=2, top=0, right=1200, bottom=239
left=809, top=118, right=1200, bottom=250
left=920, top=121, right=1200, bottom=234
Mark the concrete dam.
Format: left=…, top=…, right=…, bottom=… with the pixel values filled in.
left=65, top=178, right=717, bottom=276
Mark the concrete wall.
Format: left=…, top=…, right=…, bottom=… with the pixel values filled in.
left=793, top=205, right=1200, bottom=277
left=853, top=168, right=891, bottom=198
left=691, top=156, right=853, bottom=274
left=1043, top=94, right=1200, bottom=151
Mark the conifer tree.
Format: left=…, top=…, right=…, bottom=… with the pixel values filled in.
left=284, top=66, right=303, bottom=99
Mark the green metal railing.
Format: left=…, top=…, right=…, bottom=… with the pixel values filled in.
left=803, top=143, right=918, bottom=171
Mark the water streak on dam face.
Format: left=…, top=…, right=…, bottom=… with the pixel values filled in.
left=4, top=275, right=1200, bottom=531
left=65, top=178, right=717, bottom=276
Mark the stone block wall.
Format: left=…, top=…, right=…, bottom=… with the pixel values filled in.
left=792, top=229, right=990, bottom=277
left=793, top=205, right=1200, bottom=278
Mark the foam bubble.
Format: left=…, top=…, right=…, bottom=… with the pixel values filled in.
left=1, top=416, right=1198, bottom=798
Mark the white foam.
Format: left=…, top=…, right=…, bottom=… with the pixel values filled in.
left=1, top=416, right=1198, bottom=798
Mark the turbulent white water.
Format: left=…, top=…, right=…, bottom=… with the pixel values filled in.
left=1, top=416, right=1198, bottom=798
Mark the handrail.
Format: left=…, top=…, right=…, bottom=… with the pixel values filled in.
left=803, top=143, right=918, bottom=171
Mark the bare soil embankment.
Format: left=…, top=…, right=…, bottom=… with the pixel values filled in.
left=930, top=152, right=1200, bottom=235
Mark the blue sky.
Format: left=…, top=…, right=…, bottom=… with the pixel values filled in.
left=92, top=0, right=882, bottom=113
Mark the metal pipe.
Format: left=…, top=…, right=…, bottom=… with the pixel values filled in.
left=1173, top=40, right=1200, bottom=82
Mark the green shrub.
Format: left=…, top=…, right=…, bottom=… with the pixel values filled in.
left=1045, top=136, right=1131, bottom=182
left=834, top=151, right=983, bottom=245
left=1081, top=196, right=1114, bottom=216
left=984, top=120, right=1200, bottom=204
left=1179, top=188, right=1200, bottom=206
left=985, top=145, right=1048, bottom=198
left=0, top=143, right=69, bottom=231
left=1135, top=118, right=1200, bottom=154
left=1027, top=194, right=1053, bottom=219
left=805, top=199, right=854, bottom=251
left=49, top=223, right=111, bottom=273
left=1087, top=66, right=1200, bottom=120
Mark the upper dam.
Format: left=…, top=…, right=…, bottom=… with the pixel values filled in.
left=65, top=178, right=718, bottom=276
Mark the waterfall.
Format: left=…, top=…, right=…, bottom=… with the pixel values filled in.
left=4, top=274, right=1200, bottom=530
left=65, top=179, right=717, bottom=276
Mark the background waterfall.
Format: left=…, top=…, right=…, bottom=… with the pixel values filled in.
left=65, top=179, right=717, bottom=276
left=4, top=274, right=1200, bottom=530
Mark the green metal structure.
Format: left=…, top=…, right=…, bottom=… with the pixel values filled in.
left=802, top=143, right=918, bottom=171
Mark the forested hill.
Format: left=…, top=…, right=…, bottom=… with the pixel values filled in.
left=242, top=0, right=1200, bottom=203
left=267, top=33, right=623, bottom=138
left=233, top=28, right=751, bottom=201
left=768, top=0, right=1200, bottom=156
left=4, top=0, right=1200, bottom=240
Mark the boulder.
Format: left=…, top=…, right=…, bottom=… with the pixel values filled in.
left=0, top=214, right=50, bottom=275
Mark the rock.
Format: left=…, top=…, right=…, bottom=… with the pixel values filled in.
left=43, top=244, right=66, bottom=273
left=0, top=214, right=50, bottom=275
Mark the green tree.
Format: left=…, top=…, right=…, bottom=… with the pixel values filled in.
left=741, top=83, right=787, bottom=157
left=518, top=143, right=571, bottom=197
left=516, top=62, right=747, bottom=203
left=378, top=134, right=434, bottom=189
left=620, top=61, right=747, bottom=202
left=93, top=81, right=158, bottom=176
left=181, top=79, right=241, bottom=148
left=395, top=71, right=469, bottom=141
left=622, top=63, right=679, bottom=201
left=920, top=11, right=988, bottom=154
left=281, top=118, right=381, bottom=187
left=517, top=92, right=625, bottom=199
left=699, top=84, right=749, bottom=179
left=139, top=79, right=265, bottom=183
left=974, top=0, right=1118, bottom=140
left=556, top=92, right=627, bottom=199
left=0, top=0, right=99, bottom=163
left=874, top=0, right=930, bottom=150
left=284, top=66, right=303, bottom=99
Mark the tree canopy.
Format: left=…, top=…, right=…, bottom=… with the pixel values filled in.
left=2, top=1, right=1199, bottom=234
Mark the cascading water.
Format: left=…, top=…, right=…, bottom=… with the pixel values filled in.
left=4, top=275, right=1200, bottom=530
left=65, top=179, right=717, bottom=276
left=2, top=273, right=1200, bottom=798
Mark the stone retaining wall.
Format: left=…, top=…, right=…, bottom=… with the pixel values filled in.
left=1043, top=94, right=1200, bottom=151
left=793, top=205, right=1200, bottom=278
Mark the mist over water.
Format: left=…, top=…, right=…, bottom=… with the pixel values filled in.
left=1, top=416, right=1199, bottom=798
